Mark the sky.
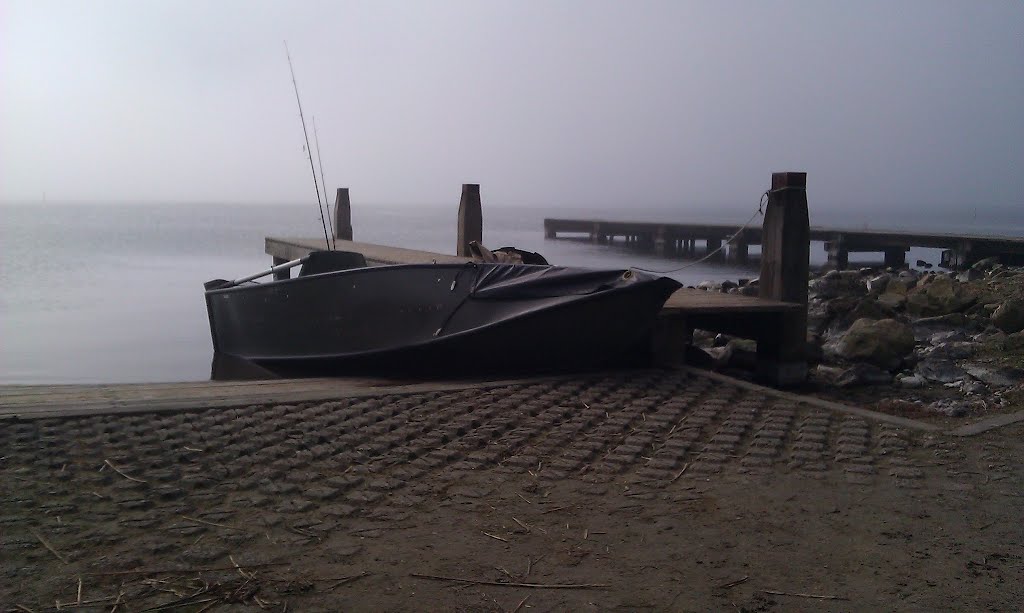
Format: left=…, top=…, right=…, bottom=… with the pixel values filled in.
left=1, top=0, right=1022, bottom=212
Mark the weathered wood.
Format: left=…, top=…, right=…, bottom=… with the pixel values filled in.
left=758, top=172, right=809, bottom=385
left=333, top=187, right=353, bottom=240
left=650, top=314, right=690, bottom=367
left=884, top=247, right=907, bottom=268
left=0, top=376, right=568, bottom=420
left=457, top=183, right=482, bottom=257
left=543, top=219, right=1024, bottom=269
left=267, top=236, right=471, bottom=266
left=662, top=288, right=800, bottom=314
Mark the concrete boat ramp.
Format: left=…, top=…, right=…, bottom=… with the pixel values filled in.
left=2, top=367, right=1021, bottom=610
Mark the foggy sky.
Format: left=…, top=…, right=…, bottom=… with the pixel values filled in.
left=1, top=0, right=1022, bottom=211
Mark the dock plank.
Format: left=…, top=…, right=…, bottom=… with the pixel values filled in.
left=663, top=288, right=800, bottom=314
left=266, top=236, right=471, bottom=265
left=0, top=376, right=551, bottom=420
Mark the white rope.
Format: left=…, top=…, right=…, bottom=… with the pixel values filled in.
left=629, top=190, right=769, bottom=274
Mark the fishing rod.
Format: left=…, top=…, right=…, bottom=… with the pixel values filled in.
left=312, top=116, right=336, bottom=250
left=284, top=41, right=332, bottom=251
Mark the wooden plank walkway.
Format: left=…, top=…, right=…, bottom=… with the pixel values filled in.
left=543, top=217, right=1024, bottom=268
left=0, top=376, right=543, bottom=420
left=266, top=236, right=471, bottom=266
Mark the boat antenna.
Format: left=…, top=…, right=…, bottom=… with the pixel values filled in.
left=312, top=116, right=336, bottom=250
left=284, top=41, right=332, bottom=251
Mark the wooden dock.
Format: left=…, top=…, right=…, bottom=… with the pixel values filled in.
left=0, top=376, right=542, bottom=420
left=264, top=174, right=814, bottom=385
left=543, top=218, right=1024, bottom=269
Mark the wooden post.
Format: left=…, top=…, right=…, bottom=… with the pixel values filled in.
left=706, top=238, right=722, bottom=259
left=333, top=188, right=352, bottom=241
left=730, top=236, right=749, bottom=264
left=272, top=256, right=291, bottom=281
left=654, top=227, right=668, bottom=255
left=758, top=171, right=809, bottom=386
left=825, top=236, right=849, bottom=270
left=884, top=247, right=907, bottom=269
left=457, top=184, right=482, bottom=256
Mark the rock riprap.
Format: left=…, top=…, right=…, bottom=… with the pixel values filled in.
left=834, top=318, right=916, bottom=370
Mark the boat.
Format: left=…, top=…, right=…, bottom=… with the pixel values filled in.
left=203, top=251, right=681, bottom=376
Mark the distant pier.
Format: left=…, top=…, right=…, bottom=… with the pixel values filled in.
left=543, top=218, right=1024, bottom=269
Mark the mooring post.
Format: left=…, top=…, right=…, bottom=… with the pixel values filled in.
left=706, top=238, right=723, bottom=260
left=758, top=172, right=809, bottom=386
left=884, top=246, right=907, bottom=269
left=654, top=227, right=668, bottom=255
left=457, top=183, right=482, bottom=257
left=825, top=235, right=849, bottom=270
left=272, top=256, right=291, bottom=281
left=730, top=233, right=750, bottom=264
left=333, top=188, right=352, bottom=241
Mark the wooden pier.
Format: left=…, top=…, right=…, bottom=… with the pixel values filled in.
left=266, top=174, right=811, bottom=385
left=543, top=218, right=1024, bottom=269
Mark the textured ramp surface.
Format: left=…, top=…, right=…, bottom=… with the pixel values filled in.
left=2, top=369, right=1021, bottom=610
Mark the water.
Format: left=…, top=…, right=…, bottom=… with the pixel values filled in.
left=2, top=202, right=1022, bottom=384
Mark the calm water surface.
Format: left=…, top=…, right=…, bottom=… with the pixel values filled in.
left=2, top=202, right=1021, bottom=384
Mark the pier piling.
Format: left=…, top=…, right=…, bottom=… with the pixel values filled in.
left=333, top=188, right=353, bottom=240
left=758, top=171, right=810, bottom=385
left=457, top=184, right=482, bottom=257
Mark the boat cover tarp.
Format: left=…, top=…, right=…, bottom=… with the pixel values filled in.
left=469, top=265, right=639, bottom=300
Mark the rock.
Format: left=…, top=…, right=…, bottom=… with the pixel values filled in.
left=814, top=364, right=846, bottom=383
left=927, top=341, right=976, bottom=360
left=877, top=292, right=907, bottom=310
left=724, top=339, right=757, bottom=369
left=962, top=364, right=1022, bottom=388
left=914, top=312, right=968, bottom=327
left=823, top=296, right=861, bottom=329
left=991, top=299, right=1024, bottom=333
left=720, top=280, right=738, bottom=292
left=895, top=373, right=926, bottom=388
left=810, top=270, right=868, bottom=299
left=692, top=329, right=716, bottom=345
left=848, top=298, right=898, bottom=323
left=727, top=338, right=757, bottom=353
left=927, top=399, right=970, bottom=417
left=1005, top=331, right=1024, bottom=350
left=703, top=346, right=732, bottom=368
left=835, top=318, right=916, bottom=370
left=916, top=359, right=967, bottom=383
left=961, top=379, right=987, bottom=395
left=867, top=274, right=891, bottom=294
left=929, top=330, right=970, bottom=344
left=905, top=275, right=977, bottom=317
left=836, top=363, right=893, bottom=387
left=738, top=285, right=759, bottom=297
left=970, top=256, right=1001, bottom=272
left=697, top=280, right=720, bottom=291
left=958, top=268, right=984, bottom=282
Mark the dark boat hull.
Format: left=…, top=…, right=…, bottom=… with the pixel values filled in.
left=205, top=263, right=680, bottom=375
